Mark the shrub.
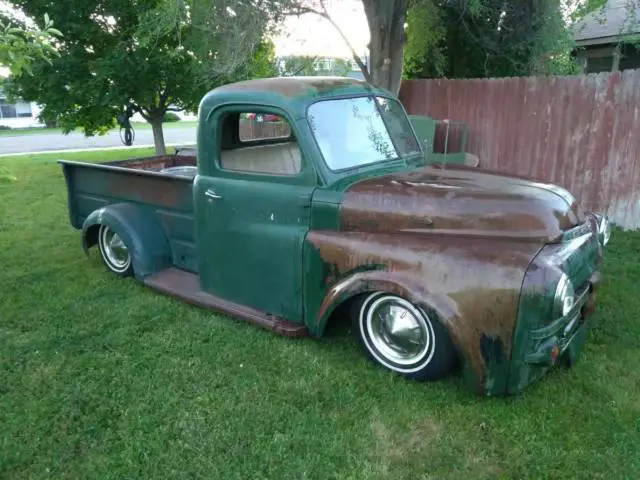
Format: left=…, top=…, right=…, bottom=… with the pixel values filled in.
left=163, top=112, right=181, bottom=123
left=0, top=125, right=12, bottom=131
left=37, top=110, right=59, bottom=128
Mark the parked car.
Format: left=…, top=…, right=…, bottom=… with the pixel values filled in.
left=59, top=76, right=610, bottom=396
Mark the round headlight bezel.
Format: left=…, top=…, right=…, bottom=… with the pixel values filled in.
left=554, top=273, right=576, bottom=318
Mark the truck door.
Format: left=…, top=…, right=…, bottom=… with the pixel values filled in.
left=193, top=107, right=317, bottom=323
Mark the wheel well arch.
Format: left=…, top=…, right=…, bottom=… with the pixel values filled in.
left=81, top=203, right=172, bottom=279
left=314, top=270, right=456, bottom=335
left=321, top=289, right=374, bottom=335
left=313, top=270, right=470, bottom=368
left=83, top=223, right=101, bottom=252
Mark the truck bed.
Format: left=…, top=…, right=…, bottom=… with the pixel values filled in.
left=59, top=152, right=200, bottom=273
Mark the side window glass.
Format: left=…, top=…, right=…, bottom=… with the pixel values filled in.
left=219, top=111, right=301, bottom=176
left=239, top=113, right=291, bottom=142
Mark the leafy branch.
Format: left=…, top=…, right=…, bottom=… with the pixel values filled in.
left=0, top=13, right=62, bottom=76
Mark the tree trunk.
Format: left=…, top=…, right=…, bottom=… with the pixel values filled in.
left=362, top=0, right=407, bottom=96
left=150, top=116, right=166, bottom=155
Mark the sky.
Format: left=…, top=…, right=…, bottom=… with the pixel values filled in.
left=271, top=0, right=369, bottom=58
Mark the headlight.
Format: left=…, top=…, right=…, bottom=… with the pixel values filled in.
left=597, top=215, right=611, bottom=247
left=554, top=273, right=576, bottom=317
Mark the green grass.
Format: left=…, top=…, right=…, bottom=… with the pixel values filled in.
left=0, top=121, right=197, bottom=137
left=1, top=148, right=639, bottom=479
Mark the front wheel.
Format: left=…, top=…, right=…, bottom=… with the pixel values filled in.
left=97, top=224, right=133, bottom=277
left=352, top=292, right=457, bottom=381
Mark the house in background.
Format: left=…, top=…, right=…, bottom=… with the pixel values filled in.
left=0, top=88, right=43, bottom=129
left=572, top=0, right=640, bottom=73
left=275, top=55, right=367, bottom=79
left=311, top=56, right=365, bottom=78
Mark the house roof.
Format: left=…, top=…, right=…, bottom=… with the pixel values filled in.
left=572, top=0, right=640, bottom=46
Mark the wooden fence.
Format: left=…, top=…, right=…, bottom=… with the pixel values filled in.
left=399, top=70, right=640, bottom=230
left=238, top=119, right=291, bottom=141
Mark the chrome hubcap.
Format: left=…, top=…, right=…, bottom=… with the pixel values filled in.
left=366, top=296, right=431, bottom=366
left=101, top=226, right=130, bottom=270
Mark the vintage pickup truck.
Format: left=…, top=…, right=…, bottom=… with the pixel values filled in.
left=60, top=77, right=610, bottom=396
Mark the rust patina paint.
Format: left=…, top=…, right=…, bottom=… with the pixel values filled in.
left=105, top=169, right=192, bottom=211
left=214, top=77, right=372, bottom=98
left=340, top=165, right=585, bottom=242
left=309, top=164, right=590, bottom=393
left=145, top=268, right=308, bottom=337
left=308, top=231, right=540, bottom=394
left=106, top=154, right=196, bottom=171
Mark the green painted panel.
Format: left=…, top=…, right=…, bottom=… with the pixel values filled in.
left=194, top=175, right=313, bottom=323
left=302, top=241, right=331, bottom=337
left=408, top=114, right=436, bottom=153
left=81, top=203, right=173, bottom=280
left=507, top=231, right=602, bottom=394
left=310, top=189, right=342, bottom=230
left=61, top=161, right=195, bottom=276
left=197, top=78, right=421, bottom=190
left=424, top=152, right=468, bottom=165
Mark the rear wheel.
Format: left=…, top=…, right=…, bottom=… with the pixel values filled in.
left=97, top=224, right=133, bottom=277
left=351, top=292, right=456, bottom=381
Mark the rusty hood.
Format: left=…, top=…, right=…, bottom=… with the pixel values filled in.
left=339, top=165, right=585, bottom=242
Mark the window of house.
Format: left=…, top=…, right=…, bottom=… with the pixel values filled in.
left=0, top=98, right=17, bottom=119
left=586, top=56, right=614, bottom=73
left=619, top=47, right=640, bottom=71
left=221, top=112, right=300, bottom=176
left=16, top=101, right=33, bottom=118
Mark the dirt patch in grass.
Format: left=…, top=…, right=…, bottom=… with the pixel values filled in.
left=368, top=409, right=506, bottom=479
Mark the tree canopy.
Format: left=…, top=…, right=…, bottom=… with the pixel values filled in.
left=0, top=13, right=61, bottom=76
left=403, top=0, right=574, bottom=79
left=403, top=0, right=638, bottom=80
left=284, top=0, right=633, bottom=92
left=4, top=0, right=284, bottom=153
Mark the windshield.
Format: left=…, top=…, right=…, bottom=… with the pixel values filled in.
left=307, top=95, right=421, bottom=171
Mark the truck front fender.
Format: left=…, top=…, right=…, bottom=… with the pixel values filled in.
left=305, top=231, right=542, bottom=396
left=82, top=203, right=171, bottom=280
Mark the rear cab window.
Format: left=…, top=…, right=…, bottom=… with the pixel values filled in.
left=218, top=111, right=301, bottom=176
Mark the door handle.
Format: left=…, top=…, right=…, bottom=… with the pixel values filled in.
left=205, top=188, right=222, bottom=200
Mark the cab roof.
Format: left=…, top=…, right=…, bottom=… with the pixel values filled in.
left=199, top=76, right=391, bottom=119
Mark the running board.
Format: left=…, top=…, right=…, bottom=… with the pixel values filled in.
left=144, top=268, right=309, bottom=337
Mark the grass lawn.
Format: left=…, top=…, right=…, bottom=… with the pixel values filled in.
left=0, top=121, right=198, bottom=137
left=1, top=148, right=639, bottom=479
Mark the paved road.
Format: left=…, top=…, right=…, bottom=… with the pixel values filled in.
left=0, top=125, right=196, bottom=155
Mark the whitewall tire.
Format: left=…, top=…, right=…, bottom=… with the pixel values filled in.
left=351, top=292, right=457, bottom=381
left=97, top=224, right=133, bottom=277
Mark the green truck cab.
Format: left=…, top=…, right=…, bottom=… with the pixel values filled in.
left=60, top=77, right=611, bottom=396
